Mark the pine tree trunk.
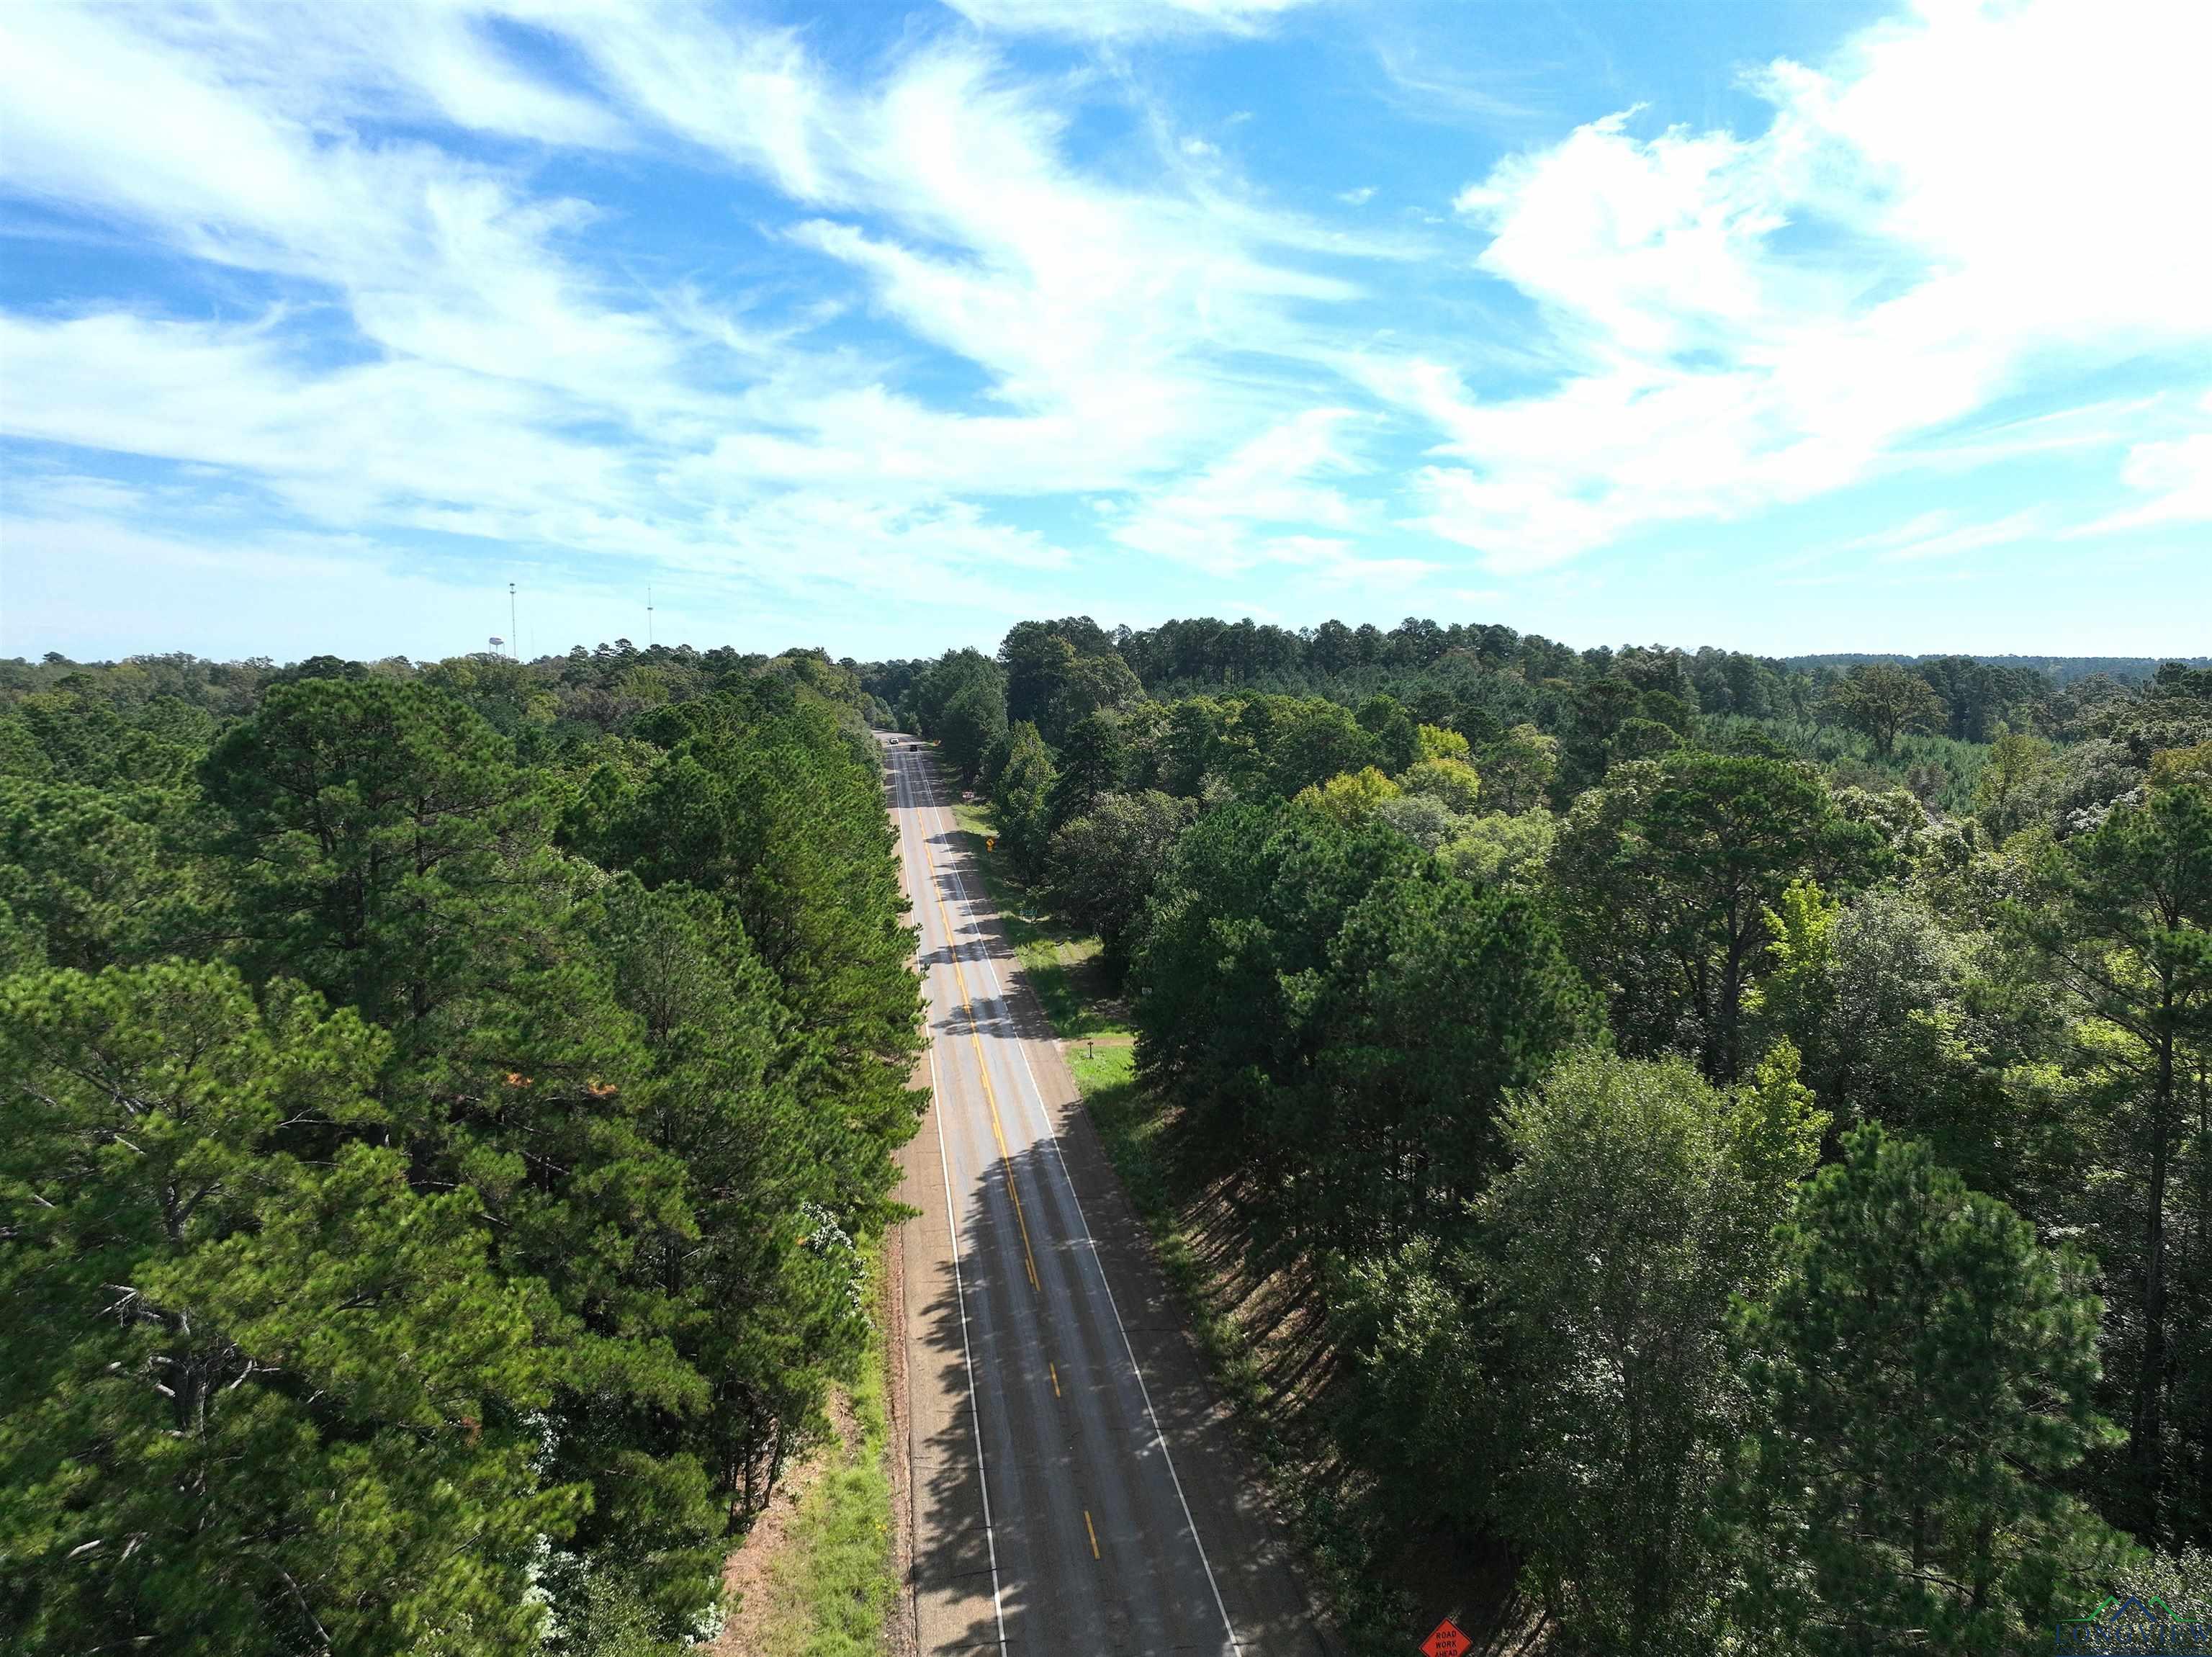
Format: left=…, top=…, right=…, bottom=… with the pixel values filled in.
left=2135, top=1023, right=2175, bottom=1534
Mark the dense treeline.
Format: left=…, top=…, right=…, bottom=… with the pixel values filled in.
left=876, top=616, right=2212, bottom=1651
left=869, top=616, right=2198, bottom=818
left=0, top=646, right=921, bottom=1655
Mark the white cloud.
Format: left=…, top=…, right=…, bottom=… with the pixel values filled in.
left=1110, top=408, right=1390, bottom=575
left=941, top=0, right=1322, bottom=42
left=4, top=0, right=2198, bottom=658
left=0, top=310, right=622, bottom=528
left=1389, top=0, right=2212, bottom=568
left=0, top=1, right=691, bottom=430
left=1843, top=508, right=2046, bottom=562
left=0, top=0, right=1378, bottom=640
left=549, top=19, right=1362, bottom=449
left=2070, top=390, right=2212, bottom=533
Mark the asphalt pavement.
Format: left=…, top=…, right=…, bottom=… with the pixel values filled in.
left=882, top=734, right=1331, bottom=1656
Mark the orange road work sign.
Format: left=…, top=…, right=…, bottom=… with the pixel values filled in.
left=1420, top=1619, right=1470, bottom=1657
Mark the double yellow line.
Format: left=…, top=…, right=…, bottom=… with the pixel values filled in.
left=904, top=746, right=1108, bottom=1572
left=909, top=757, right=1043, bottom=1296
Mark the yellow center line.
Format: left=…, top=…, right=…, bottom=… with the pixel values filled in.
left=908, top=755, right=1042, bottom=1295
left=1084, top=1509, right=1100, bottom=1561
left=1048, top=1361, right=1061, bottom=1398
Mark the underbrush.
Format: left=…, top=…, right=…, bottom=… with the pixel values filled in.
left=751, top=1252, right=896, bottom=1657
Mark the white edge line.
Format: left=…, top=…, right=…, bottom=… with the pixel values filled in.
left=909, top=744, right=1244, bottom=1656
left=891, top=740, right=1008, bottom=1651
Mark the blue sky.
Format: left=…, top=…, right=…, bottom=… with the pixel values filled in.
left=1, top=0, right=2206, bottom=665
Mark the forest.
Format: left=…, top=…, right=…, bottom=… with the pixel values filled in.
left=4, top=619, right=2210, bottom=1656
left=0, top=645, right=921, bottom=1655
left=874, top=616, right=2212, bottom=1653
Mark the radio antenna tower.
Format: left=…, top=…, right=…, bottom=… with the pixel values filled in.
left=508, top=583, right=518, bottom=660
left=647, top=585, right=655, bottom=649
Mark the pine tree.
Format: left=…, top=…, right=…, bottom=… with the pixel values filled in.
left=0, top=964, right=576, bottom=1656
left=2012, top=773, right=2212, bottom=1533
left=1729, top=1126, right=2126, bottom=1653
left=992, top=720, right=1057, bottom=879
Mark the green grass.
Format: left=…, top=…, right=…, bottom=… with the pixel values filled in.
left=1079, top=1053, right=1267, bottom=1408
left=1068, top=1041, right=1137, bottom=1098
left=755, top=1252, right=898, bottom=1657
left=946, top=799, right=1130, bottom=1042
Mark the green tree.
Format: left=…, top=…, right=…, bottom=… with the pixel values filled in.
left=936, top=678, right=1007, bottom=786
left=1399, top=756, right=1483, bottom=814
left=1355, top=693, right=1421, bottom=774
left=1300, top=866, right=1601, bottom=1238
left=1146, top=696, right=1223, bottom=795
left=1829, top=662, right=1948, bottom=759
left=583, top=876, right=870, bottom=1555
left=1133, top=802, right=1419, bottom=1185
left=906, top=650, right=1007, bottom=783
left=1372, top=791, right=1457, bottom=850
left=1292, top=765, right=1401, bottom=827
left=1415, top=722, right=1470, bottom=763
left=1728, top=1127, right=2126, bottom=1654
left=1975, top=729, right=2058, bottom=845
left=1134, top=800, right=1593, bottom=1243
left=421, top=654, right=560, bottom=743
left=196, top=677, right=557, bottom=1046
left=1481, top=1047, right=1824, bottom=1651
left=1478, top=722, right=1558, bottom=814
left=1042, top=791, right=1195, bottom=980
left=2010, top=773, right=2212, bottom=1532
left=1560, top=678, right=1645, bottom=790
left=6, top=690, right=202, bottom=789
left=1550, top=751, right=1886, bottom=1082
left=0, top=778, right=213, bottom=971
left=1047, top=709, right=1133, bottom=827
left=991, top=721, right=1057, bottom=879
left=1051, top=649, right=1143, bottom=747
left=999, top=618, right=1136, bottom=745
left=1440, top=809, right=1557, bottom=892
left=1225, top=695, right=1380, bottom=799
left=197, top=680, right=746, bottom=1628
left=1745, top=881, right=2027, bottom=1189
left=0, top=964, right=577, bottom=1657
left=606, top=693, right=924, bottom=1235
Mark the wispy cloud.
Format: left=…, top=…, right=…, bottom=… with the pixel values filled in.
left=0, top=0, right=2205, bottom=660
left=942, top=0, right=1324, bottom=42
left=1844, top=508, right=2046, bottom=562
left=1109, top=408, right=1375, bottom=574
left=2071, top=392, right=2212, bottom=533
left=1376, top=0, right=2212, bottom=570
left=0, top=0, right=1373, bottom=631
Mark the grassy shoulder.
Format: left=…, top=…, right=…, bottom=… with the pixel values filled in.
left=948, top=797, right=1129, bottom=1042
left=1074, top=1048, right=1264, bottom=1410
left=745, top=1249, right=898, bottom=1657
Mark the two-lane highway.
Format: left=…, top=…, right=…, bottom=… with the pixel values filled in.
left=884, top=735, right=1328, bottom=1656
